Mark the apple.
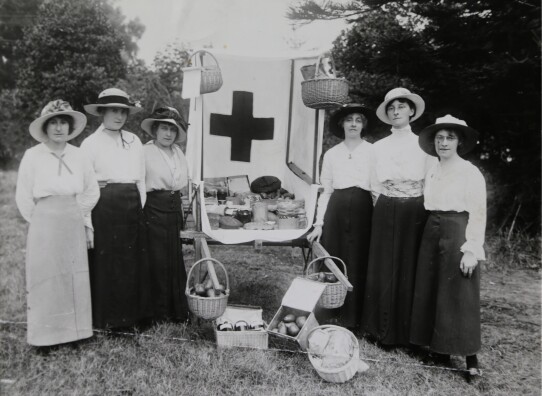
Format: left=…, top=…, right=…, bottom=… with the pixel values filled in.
left=283, top=314, right=296, bottom=323
left=295, top=316, right=307, bottom=328
left=205, top=288, right=217, bottom=298
left=194, top=283, right=206, bottom=296
left=325, top=273, right=338, bottom=283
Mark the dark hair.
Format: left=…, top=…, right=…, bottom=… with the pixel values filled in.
left=387, top=98, right=416, bottom=119
left=97, top=107, right=129, bottom=116
left=151, top=121, right=179, bottom=136
left=434, top=128, right=464, bottom=146
left=42, top=114, right=74, bottom=134
left=337, top=112, right=368, bottom=138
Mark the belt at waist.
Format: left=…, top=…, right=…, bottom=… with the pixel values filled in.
left=98, top=180, right=138, bottom=188
left=381, top=179, right=424, bottom=197
left=430, top=210, right=468, bottom=216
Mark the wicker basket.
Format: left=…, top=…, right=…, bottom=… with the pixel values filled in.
left=189, top=50, right=223, bottom=94
left=185, top=258, right=229, bottom=320
left=305, top=256, right=347, bottom=309
left=307, top=325, right=360, bottom=383
left=301, top=55, right=349, bottom=109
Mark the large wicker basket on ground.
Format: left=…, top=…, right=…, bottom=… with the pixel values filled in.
left=307, top=325, right=361, bottom=383
left=185, top=257, right=229, bottom=320
left=304, top=256, right=348, bottom=309
left=301, top=55, right=349, bottom=109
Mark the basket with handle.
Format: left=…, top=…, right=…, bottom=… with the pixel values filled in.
left=307, top=325, right=362, bottom=383
left=189, top=50, right=223, bottom=94
left=301, top=55, right=349, bottom=109
left=304, top=256, right=347, bottom=309
left=185, top=257, right=230, bottom=320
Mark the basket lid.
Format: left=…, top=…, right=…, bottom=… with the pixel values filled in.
left=282, top=277, right=327, bottom=312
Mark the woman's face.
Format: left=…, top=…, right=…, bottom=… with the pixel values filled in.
left=386, top=99, right=414, bottom=128
left=154, top=122, right=178, bottom=149
left=45, top=116, right=70, bottom=143
left=342, top=112, right=364, bottom=139
left=102, top=107, right=128, bottom=130
left=434, top=129, right=459, bottom=159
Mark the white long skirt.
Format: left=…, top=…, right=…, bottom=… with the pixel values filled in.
left=25, top=195, right=92, bottom=346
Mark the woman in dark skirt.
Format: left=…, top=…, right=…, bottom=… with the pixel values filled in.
left=81, top=88, right=152, bottom=329
left=307, top=104, right=375, bottom=329
left=141, top=107, right=190, bottom=322
left=361, top=88, right=436, bottom=346
left=410, top=115, right=486, bottom=378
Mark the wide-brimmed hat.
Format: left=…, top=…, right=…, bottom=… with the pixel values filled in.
left=84, top=88, right=142, bottom=116
left=140, top=106, right=189, bottom=143
left=329, top=103, right=376, bottom=138
left=376, top=87, right=425, bottom=124
left=418, top=114, right=479, bottom=156
left=28, top=100, right=87, bottom=143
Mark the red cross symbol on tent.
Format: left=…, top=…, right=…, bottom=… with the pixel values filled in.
left=210, top=91, right=274, bottom=162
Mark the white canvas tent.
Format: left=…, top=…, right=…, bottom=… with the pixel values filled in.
left=185, top=49, right=325, bottom=244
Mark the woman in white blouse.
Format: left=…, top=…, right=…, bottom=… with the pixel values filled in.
left=361, top=88, right=436, bottom=346
left=81, top=88, right=152, bottom=329
left=307, top=104, right=375, bottom=329
left=410, top=115, right=485, bottom=379
left=16, top=100, right=99, bottom=346
left=141, top=107, right=190, bottom=323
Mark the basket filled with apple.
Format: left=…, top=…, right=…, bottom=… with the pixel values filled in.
left=304, top=256, right=348, bottom=309
left=185, top=258, right=230, bottom=320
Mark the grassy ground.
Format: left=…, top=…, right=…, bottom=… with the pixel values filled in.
left=0, top=169, right=540, bottom=395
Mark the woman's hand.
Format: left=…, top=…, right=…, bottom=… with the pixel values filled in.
left=85, top=227, right=94, bottom=250
left=307, top=225, right=323, bottom=243
left=460, top=251, right=478, bottom=278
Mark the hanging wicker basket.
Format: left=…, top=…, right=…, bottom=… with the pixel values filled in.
left=304, top=255, right=348, bottom=309
left=186, top=258, right=230, bottom=320
left=301, top=55, right=349, bottom=109
left=189, top=50, right=223, bottom=94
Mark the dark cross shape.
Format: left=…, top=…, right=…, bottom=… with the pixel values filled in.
left=210, top=91, right=274, bottom=162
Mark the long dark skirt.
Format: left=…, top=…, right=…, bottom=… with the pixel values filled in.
left=410, top=212, right=481, bottom=356
left=144, top=190, right=189, bottom=322
left=318, top=187, right=372, bottom=328
left=89, top=183, right=152, bottom=328
left=361, top=195, right=427, bottom=345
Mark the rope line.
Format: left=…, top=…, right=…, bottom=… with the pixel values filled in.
left=0, top=319, right=484, bottom=375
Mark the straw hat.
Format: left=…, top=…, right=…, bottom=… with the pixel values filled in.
left=328, top=103, right=376, bottom=138
left=140, top=106, right=189, bottom=143
left=376, top=87, right=425, bottom=124
left=418, top=114, right=479, bottom=156
left=28, top=100, right=87, bottom=143
left=84, top=88, right=142, bottom=116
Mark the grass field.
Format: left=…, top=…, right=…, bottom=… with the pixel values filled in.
left=1, top=169, right=540, bottom=395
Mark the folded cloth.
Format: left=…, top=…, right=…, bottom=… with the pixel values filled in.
left=321, top=330, right=354, bottom=369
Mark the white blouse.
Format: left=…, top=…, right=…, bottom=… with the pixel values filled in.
left=315, top=140, right=373, bottom=226
left=143, top=142, right=189, bottom=192
left=15, top=143, right=100, bottom=229
left=371, top=126, right=436, bottom=198
left=424, top=158, right=487, bottom=260
left=80, top=125, right=146, bottom=206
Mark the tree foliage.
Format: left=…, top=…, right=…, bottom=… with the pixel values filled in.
left=290, top=0, right=541, bottom=233
left=0, top=0, right=145, bottom=164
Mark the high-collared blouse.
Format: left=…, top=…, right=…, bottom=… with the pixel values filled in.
left=370, top=126, right=437, bottom=198
left=80, top=124, right=146, bottom=206
left=424, top=158, right=487, bottom=260
left=314, top=140, right=373, bottom=226
left=143, top=142, right=189, bottom=192
left=15, top=143, right=100, bottom=229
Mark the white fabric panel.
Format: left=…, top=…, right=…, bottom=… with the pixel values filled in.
left=185, top=50, right=324, bottom=243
